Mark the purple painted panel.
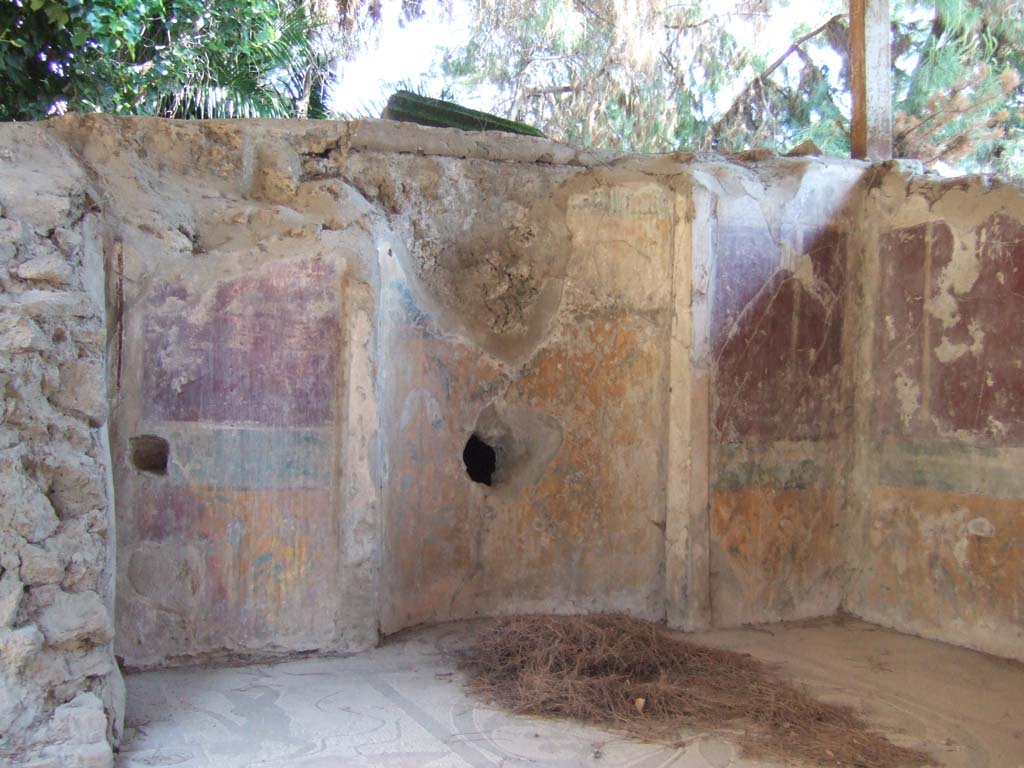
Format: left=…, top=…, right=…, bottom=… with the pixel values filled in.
left=806, top=227, right=847, bottom=296
left=134, top=484, right=208, bottom=541
left=801, top=227, right=846, bottom=378
left=712, top=224, right=781, bottom=353
left=878, top=217, right=1024, bottom=444
left=715, top=272, right=795, bottom=440
left=143, top=259, right=338, bottom=426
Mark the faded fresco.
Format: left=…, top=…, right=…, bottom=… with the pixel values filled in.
left=850, top=189, right=1024, bottom=659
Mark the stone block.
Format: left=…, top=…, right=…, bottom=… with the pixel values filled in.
left=51, top=227, right=83, bottom=257
left=15, top=255, right=74, bottom=286
left=0, top=677, right=37, bottom=739
left=65, top=645, right=115, bottom=685
left=1, top=471, right=60, bottom=544
left=37, top=590, right=113, bottom=646
left=26, top=742, right=113, bottom=768
left=0, top=316, right=49, bottom=353
left=0, top=572, right=24, bottom=627
left=0, top=625, right=44, bottom=674
left=45, top=692, right=108, bottom=745
left=19, top=543, right=65, bottom=586
left=40, top=452, right=107, bottom=519
left=0, top=290, right=98, bottom=319
left=51, top=359, right=107, bottom=425
left=0, top=217, right=24, bottom=246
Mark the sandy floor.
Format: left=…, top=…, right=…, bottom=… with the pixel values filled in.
left=117, top=617, right=1024, bottom=767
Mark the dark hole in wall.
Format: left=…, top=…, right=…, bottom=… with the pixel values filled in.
left=463, top=433, right=496, bottom=486
left=130, top=434, right=169, bottom=476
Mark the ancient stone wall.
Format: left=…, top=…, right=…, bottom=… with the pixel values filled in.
left=3, top=116, right=1024, bottom=762
left=0, top=126, right=123, bottom=767
left=844, top=167, right=1024, bottom=661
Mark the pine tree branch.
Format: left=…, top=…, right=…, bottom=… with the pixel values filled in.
left=664, top=18, right=714, bottom=32
left=898, top=89, right=1005, bottom=143
left=760, top=14, right=843, bottom=81
left=523, top=85, right=576, bottom=97
left=711, top=14, right=842, bottom=140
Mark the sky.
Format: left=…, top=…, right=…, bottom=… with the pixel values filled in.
left=328, top=1, right=849, bottom=121
left=329, top=3, right=476, bottom=116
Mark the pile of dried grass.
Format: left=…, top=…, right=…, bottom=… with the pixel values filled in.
left=458, top=614, right=932, bottom=767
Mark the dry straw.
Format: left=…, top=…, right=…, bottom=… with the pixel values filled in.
left=458, top=614, right=932, bottom=768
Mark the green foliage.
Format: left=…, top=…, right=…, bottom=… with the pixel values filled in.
left=2, top=0, right=1021, bottom=176
left=0, top=0, right=339, bottom=120
left=438, top=0, right=810, bottom=151
left=893, top=0, right=1024, bottom=176
left=440, top=0, right=1023, bottom=176
left=441, top=0, right=754, bottom=152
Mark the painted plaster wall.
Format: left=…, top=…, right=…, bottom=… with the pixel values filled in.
left=364, top=166, right=676, bottom=632
left=5, top=119, right=1024, bottom=768
left=47, top=117, right=390, bottom=669
left=75, top=117, right=877, bottom=659
left=50, top=116, right=688, bottom=667
left=344, top=150, right=871, bottom=635
left=698, top=161, right=864, bottom=627
left=844, top=168, right=1024, bottom=661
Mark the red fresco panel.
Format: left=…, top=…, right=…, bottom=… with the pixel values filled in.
left=930, top=213, right=1024, bottom=441
left=713, top=226, right=846, bottom=443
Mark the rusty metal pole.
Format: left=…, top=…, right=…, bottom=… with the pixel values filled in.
left=851, top=0, right=893, bottom=159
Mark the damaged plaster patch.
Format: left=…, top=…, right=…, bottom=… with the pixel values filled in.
left=925, top=289, right=960, bottom=330
left=934, top=337, right=970, bottom=363
left=790, top=251, right=826, bottom=304
left=966, top=517, right=996, bottom=538
left=987, top=416, right=1008, bottom=439
left=341, top=152, right=577, bottom=365
left=471, top=402, right=563, bottom=495
left=949, top=507, right=992, bottom=567
left=928, top=232, right=980, bottom=329
left=448, top=237, right=540, bottom=337
left=934, top=319, right=985, bottom=363
left=894, top=372, right=921, bottom=427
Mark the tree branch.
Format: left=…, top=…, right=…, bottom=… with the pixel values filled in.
left=711, top=14, right=843, bottom=139
left=523, top=85, right=576, bottom=97
left=760, top=14, right=843, bottom=82
left=664, top=18, right=714, bottom=32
